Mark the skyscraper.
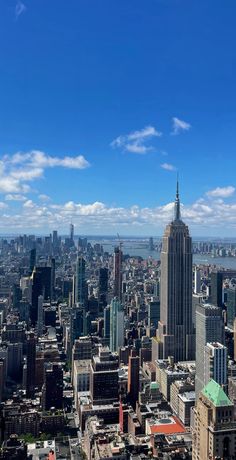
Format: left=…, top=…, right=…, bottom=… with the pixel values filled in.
left=74, top=256, right=87, bottom=307
left=37, top=295, right=44, bottom=337
left=104, top=305, right=111, bottom=345
left=128, top=350, right=140, bottom=409
left=26, top=332, right=36, bottom=398
left=226, top=285, right=236, bottom=328
left=156, top=182, right=195, bottom=362
left=31, top=266, right=52, bottom=325
left=194, top=267, right=201, bottom=294
left=195, top=303, right=224, bottom=399
left=70, top=223, right=74, bottom=244
left=113, top=246, right=122, bottom=301
left=99, top=267, right=108, bottom=308
left=109, top=298, right=124, bottom=352
left=211, top=271, right=223, bottom=309
left=29, top=248, right=36, bottom=274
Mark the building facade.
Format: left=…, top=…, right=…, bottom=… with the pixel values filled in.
left=193, top=379, right=236, bottom=460
left=156, top=182, right=195, bottom=362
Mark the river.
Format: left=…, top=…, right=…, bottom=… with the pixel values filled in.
left=90, top=239, right=236, bottom=270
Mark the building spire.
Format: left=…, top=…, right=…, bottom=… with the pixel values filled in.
left=174, top=175, right=181, bottom=221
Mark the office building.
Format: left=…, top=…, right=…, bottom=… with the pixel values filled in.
left=90, top=347, right=119, bottom=405
left=99, top=267, right=108, bottom=308
left=26, top=332, right=36, bottom=398
left=194, top=267, right=201, bottom=294
left=226, top=285, right=236, bottom=329
left=113, top=246, right=122, bottom=301
left=72, top=336, right=93, bottom=361
left=71, top=306, right=85, bottom=345
left=211, top=271, right=223, bottom=309
left=70, top=223, right=74, bottom=244
left=7, top=342, right=23, bottom=381
left=42, top=363, right=63, bottom=410
left=37, top=295, right=44, bottom=337
left=128, top=350, right=140, bottom=409
left=52, top=230, right=58, bottom=249
left=234, top=318, right=236, bottom=361
left=149, top=237, right=154, bottom=251
left=31, top=266, right=52, bottom=325
left=109, top=297, right=124, bottom=352
left=156, top=182, right=195, bottom=362
left=192, top=379, right=236, bottom=460
left=104, top=305, right=110, bottom=345
left=74, top=256, right=87, bottom=307
left=148, top=300, right=160, bottom=329
left=204, top=342, right=227, bottom=390
left=192, top=293, right=204, bottom=327
left=195, top=304, right=224, bottom=399
left=29, top=248, right=36, bottom=273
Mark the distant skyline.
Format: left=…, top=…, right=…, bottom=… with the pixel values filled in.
left=1, top=1, right=236, bottom=235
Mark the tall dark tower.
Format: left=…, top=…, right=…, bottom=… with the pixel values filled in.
left=26, top=332, right=36, bottom=398
left=113, top=246, right=122, bottom=301
left=29, top=248, right=36, bottom=274
left=128, top=350, right=140, bottom=409
left=75, top=256, right=87, bottom=307
left=42, top=363, right=63, bottom=410
left=31, top=266, right=52, bottom=325
left=70, top=223, right=74, bottom=244
left=99, top=268, right=108, bottom=308
left=211, top=271, right=223, bottom=309
left=156, top=181, right=195, bottom=362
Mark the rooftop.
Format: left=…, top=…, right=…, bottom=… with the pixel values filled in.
left=147, top=415, right=186, bottom=435
left=202, top=379, right=233, bottom=407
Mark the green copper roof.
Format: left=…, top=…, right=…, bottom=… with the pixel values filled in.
left=150, top=382, right=159, bottom=390
left=202, top=380, right=232, bottom=407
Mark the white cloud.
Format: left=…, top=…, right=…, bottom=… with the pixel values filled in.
left=38, top=194, right=51, bottom=202
left=161, top=163, right=176, bottom=171
left=206, top=186, right=235, bottom=198
left=111, top=126, right=162, bottom=154
left=0, top=176, right=29, bottom=194
left=23, top=200, right=34, bottom=208
left=5, top=194, right=27, bottom=201
left=171, top=117, right=191, bottom=135
left=11, top=167, right=44, bottom=181
left=127, top=126, right=162, bottom=141
left=125, top=142, right=152, bottom=154
left=0, top=150, right=90, bottom=194
left=15, top=1, right=26, bottom=19
left=10, top=150, right=90, bottom=170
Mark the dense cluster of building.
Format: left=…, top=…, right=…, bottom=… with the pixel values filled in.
left=0, top=185, right=236, bottom=458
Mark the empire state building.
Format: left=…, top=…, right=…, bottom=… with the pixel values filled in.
left=156, top=182, right=195, bottom=362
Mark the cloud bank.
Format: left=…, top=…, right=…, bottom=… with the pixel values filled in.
left=0, top=188, right=235, bottom=235
left=0, top=150, right=90, bottom=193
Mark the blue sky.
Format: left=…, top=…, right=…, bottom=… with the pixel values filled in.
left=0, top=0, right=236, bottom=235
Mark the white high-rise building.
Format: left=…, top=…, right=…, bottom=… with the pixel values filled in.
left=195, top=303, right=224, bottom=399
